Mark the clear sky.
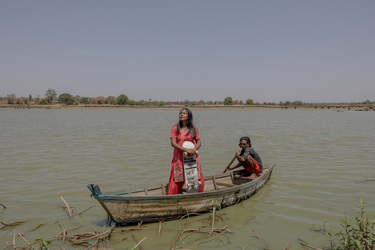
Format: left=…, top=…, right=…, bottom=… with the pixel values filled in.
left=1, top=1, right=374, bottom=103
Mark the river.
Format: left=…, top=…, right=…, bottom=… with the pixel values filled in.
left=0, top=108, right=374, bottom=249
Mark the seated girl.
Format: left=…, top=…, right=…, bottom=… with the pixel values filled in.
left=228, top=136, right=263, bottom=179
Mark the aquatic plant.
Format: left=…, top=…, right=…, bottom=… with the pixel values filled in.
left=334, top=200, right=375, bottom=249
left=1, top=197, right=232, bottom=249
left=314, top=200, right=375, bottom=249
left=34, top=238, right=51, bottom=250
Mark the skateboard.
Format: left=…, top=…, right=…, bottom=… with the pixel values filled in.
left=182, top=141, right=199, bottom=193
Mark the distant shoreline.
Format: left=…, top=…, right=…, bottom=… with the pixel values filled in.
left=1, top=103, right=374, bottom=111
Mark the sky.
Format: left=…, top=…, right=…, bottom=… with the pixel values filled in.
left=1, top=1, right=374, bottom=103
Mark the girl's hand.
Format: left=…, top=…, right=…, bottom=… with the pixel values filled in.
left=185, top=148, right=197, bottom=156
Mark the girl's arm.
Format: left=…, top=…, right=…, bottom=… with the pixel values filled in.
left=194, top=138, right=201, bottom=152
left=229, top=163, right=241, bottom=170
left=236, top=151, right=246, bottom=163
left=230, top=151, right=244, bottom=170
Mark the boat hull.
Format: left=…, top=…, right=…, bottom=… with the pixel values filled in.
left=88, top=164, right=275, bottom=224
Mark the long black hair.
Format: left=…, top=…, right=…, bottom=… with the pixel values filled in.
left=177, top=108, right=197, bottom=138
left=239, top=136, right=252, bottom=147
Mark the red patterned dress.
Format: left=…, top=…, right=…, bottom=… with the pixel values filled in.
left=167, top=124, right=204, bottom=195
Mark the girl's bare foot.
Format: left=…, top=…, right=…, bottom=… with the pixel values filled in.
left=248, top=173, right=258, bottom=179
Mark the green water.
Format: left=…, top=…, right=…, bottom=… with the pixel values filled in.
left=1, top=108, right=374, bottom=249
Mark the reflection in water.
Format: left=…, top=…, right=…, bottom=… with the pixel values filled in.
left=0, top=109, right=374, bottom=249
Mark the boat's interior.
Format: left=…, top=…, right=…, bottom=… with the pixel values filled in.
left=111, top=168, right=269, bottom=197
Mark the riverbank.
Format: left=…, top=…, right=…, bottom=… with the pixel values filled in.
left=1, top=103, right=374, bottom=111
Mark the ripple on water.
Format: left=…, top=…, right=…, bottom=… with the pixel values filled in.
left=1, top=109, right=374, bottom=248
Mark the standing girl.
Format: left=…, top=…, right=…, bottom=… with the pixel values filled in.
left=168, top=108, right=204, bottom=195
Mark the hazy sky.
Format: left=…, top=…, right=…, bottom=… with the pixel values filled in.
left=1, top=1, right=374, bottom=103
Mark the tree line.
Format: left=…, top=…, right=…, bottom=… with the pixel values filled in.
left=2, top=89, right=259, bottom=106
left=4, top=89, right=130, bottom=106
left=2, top=89, right=374, bottom=107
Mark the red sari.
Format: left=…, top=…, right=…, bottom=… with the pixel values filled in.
left=168, top=124, right=204, bottom=195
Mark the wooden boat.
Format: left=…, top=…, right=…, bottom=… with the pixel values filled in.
left=87, top=164, right=275, bottom=225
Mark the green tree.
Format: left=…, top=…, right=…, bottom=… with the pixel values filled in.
left=246, top=99, right=254, bottom=105
left=74, top=95, right=81, bottom=104
left=224, top=97, right=233, bottom=105
left=58, top=93, right=74, bottom=105
left=116, top=94, right=128, bottom=105
left=292, top=100, right=303, bottom=106
left=127, top=100, right=136, bottom=105
left=39, top=98, right=49, bottom=104
left=363, top=100, right=372, bottom=104
left=107, top=96, right=116, bottom=105
left=45, top=89, right=57, bottom=103
left=80, top=97, right=89, bottom=104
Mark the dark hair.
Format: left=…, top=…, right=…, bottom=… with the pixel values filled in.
left=239, top=136, right=252, bottom=147
left=177, top=108, right=196, bottom=138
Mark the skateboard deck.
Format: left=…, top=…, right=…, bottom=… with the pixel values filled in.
left=182, top=141, right=199, bottom=193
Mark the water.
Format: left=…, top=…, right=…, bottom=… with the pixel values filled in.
left=1, top=108, right=374, bottom=249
